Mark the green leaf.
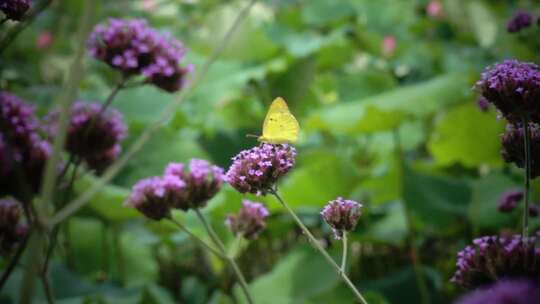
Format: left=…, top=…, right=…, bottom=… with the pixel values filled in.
left=236, top=246, right=339, bottom=304
left=301, top=0, right=356, bottom=26
left=428, top=103, right=504, bottom=168
left=467, top=1, right=497, bottom=48
left=73, top=175, right=138, bottom=223
left=115, top=126, right=208, bottom=187
left=366, top=201, right=408, bottom=245
left=306, top=73, right=471, bottom=134
left=275, top=149, right=359, bottom=210
left=354, top=106, right=408, bottom=133
left=468, top=172, right=518, bottom=230
left=403, top=164, right=472, bottom=229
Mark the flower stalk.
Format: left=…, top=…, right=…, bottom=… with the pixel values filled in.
left=194, top=209, right=254, bottom=304
left=270, top=190, right=368, bottom=304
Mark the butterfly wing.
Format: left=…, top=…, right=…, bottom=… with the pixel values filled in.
left=259, top=97, right=299, bottom=144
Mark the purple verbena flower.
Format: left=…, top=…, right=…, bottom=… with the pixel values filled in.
left=507, top=11, right=532, bottom=33
left=226, top=144, right=296, bottom=195
left=475, top=60, right=540, bottom=123
left=0, top=0, right=30, bottom=21
left=84, top=144, right=121, bottom=174
left=497, top=189, right=523, bottom=212
left=164, top=159, right=224, bottom=210
left=321, top=197, right=363, bottom=239
left=125, top=175, right=185, bottom=220
left=45, top=101, right=127, bottom=163
left=87, top=18, right=191, bottom=92
left=225, top=200, right=269, bottom=240
left=0, top=198, right=28, bottom=255
left=0, top=92, right=51, bottom=198
left=501, top=122, right=540, bottom=178
left=476, top=97, right=490, bottom=112
left=456, top=280, right=540, bottom=304
left=0, top=91, right=40, bottom=153
left=451, top=234, right=540, bottom=289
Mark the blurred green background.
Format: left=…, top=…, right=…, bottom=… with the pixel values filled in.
left=2, top=0, right=540, bottom=303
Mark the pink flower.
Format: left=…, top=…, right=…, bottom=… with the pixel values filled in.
left=36, top=32, right=53, bottom=49
left=426, top=0, right=443, bottom=19
left=381, top=35, right=396, bottom=57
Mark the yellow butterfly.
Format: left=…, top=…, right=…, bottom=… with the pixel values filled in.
left=257, top=97, right=300, bottom=144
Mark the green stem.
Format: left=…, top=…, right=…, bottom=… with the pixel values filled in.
left=522, top=117, right=531, bottom=239
left=41, top=275, right=55, bottom=304
left=194, top=209, right=254, bottom=304
left=168, top=218, right=225, bottom=259
left=341, top=232, right=348, bottom=273
left=270, top=190, right=368, bottom=304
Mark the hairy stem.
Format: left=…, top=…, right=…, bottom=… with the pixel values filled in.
left=341, top=232, right=348, bottom=273
left=48, top=0, right=258, bottom=227
left=194, top=209, right=254, bottom=304
left=168, top=217, right=225, bottom=259
left=522, top=117, right=531, bottom=239
left=270, top=190, right=368, bottom=304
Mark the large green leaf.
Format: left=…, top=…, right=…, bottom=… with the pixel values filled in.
left=306, top=73, right=471, bottom=134
left=403, top=164, right=472, bottom=229
left=73, top=175, right=138, bottom=223
left=468, top=172, right=518, bottom=230
left=428, top=103, right=504, bottom=168
left=274, top=149, right=359, bottom=210
left=236, top=246, right=340, bottom=304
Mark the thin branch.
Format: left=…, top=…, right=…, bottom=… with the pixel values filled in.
left=0, top=0, right=53, bottom=54
left=41, top=275, right=55, bottom=304
left=19, top=1, right=94, bottom=303
left=168, top=217, right=225, bottom=259
left=49, top=0, right=258, bottom=227
left=270, top=190, right=368, bottom=304
left=194, top=209, right=254, bottom=304
left=0, top=227, right=30, bottom=291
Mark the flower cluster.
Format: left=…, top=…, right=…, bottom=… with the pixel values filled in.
left=87, top=18, right=191, bottom=92
left=0, top=0, right=30, bottom=21
left=456, top=280, right=540, bottom=304
left=126, top=159, right=224, bottom=220
left=125, top=176, right=184, bottom=220
left=225, top=200, right=269, bottom=240
left=0, top=198, right=28, bottom=255
left=497, top=189, right=523, bottom=213
left=321, top=197, right=363, bottom=239
left=0, top=92, right=51, bottom=198
left=226, top=144, right=296, bottom=195
left=476, top=60, right=540, bottom=123
left=501, top=123, right=540, bottom=178
left=451, top=235, right=540, bottom=289
left=164, top=159, right=224, bottom=210
left=45, top=101, right=127, bottom=173
left=507, top=11, right=533, bottom=33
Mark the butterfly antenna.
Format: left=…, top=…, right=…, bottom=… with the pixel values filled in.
left=246, top=134, right=259, bottom=139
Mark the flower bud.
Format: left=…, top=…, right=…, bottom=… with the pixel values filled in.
left=321, top=197, right=363, bottom=239
left=497, top=189, right=523, bottom=213
left=0, top=0, right=30, bottom=21
left=507, top=11, right=532, bottom=33
left=456, top=280, right=540, bottom=304
left=0, top=198, right=28, bottom=255
left=225, top=200, right=269, bottom=240
left=164, top=159, right=224, bottom=210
